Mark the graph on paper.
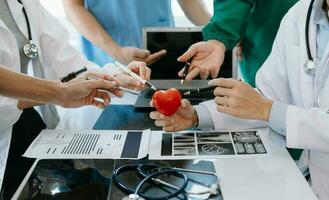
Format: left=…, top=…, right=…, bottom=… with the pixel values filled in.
left=23, top=130, right=150, bottom=159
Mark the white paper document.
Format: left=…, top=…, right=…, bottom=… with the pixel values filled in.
left=24, top=129, right=269, bottom=160
left=23, top=129, right=151, bottom=159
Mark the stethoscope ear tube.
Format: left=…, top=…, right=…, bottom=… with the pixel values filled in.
left=305, top=0, right=315, bottom=61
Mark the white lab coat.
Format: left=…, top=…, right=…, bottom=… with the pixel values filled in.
left=0, top=0, right=117, bottom=190
left=200, top=0, right=329, bottom=199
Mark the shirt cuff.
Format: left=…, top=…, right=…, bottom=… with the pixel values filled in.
left=194, top=104, right=215, bottom=129
left=269, top=101, right=288, bottom=135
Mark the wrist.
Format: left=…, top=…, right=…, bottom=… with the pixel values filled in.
left=260, top=99, right=273, bottom=121
left=192, top=109, right=199, bottom=127
left=55, top=82, right=67, bottom=106
left=208, top=39, right=226, bottom=52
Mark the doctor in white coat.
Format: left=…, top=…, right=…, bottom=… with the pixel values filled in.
left=0, top=0, right=151, bottom=198
left=150, top=0, right=329, bottom=199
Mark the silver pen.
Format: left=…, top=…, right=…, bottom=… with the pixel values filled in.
left=114, top=61, right=157, bottom=91
left=87, top=76, right=140, bottom=95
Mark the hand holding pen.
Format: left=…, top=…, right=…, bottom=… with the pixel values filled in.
left=114, top=61, right=157, bottom=90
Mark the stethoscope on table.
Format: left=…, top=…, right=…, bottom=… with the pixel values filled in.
left=17, top=0, right=39, bottom=59
left=112, top=163, right=221, bottom=200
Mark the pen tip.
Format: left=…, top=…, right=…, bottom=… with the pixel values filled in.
left=180, top=79, right=184, bottom=85
left=183, top=91, right=190, bottom=96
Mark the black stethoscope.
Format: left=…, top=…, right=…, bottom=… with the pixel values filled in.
left=17, top=0, right=39, bottom=59
left=305, top=0, right=320, bottom=75
left=112, top=163, right=221, bottom=200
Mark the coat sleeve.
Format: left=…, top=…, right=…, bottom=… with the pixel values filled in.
left=33, top=1, right=99, bottom=79
left=286, top=106, right=329, bottom=152
left=256, top=3, right=329, bottom=152
left=202, top=0, right=256, bottom=50
left=199, top=99, right=267, bottom=131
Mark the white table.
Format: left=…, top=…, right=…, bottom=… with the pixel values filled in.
left=50, top=94, right=319, bottom=200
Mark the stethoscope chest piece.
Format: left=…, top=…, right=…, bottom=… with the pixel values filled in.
left=304, top=59, right=318, bottom=75
left=23, top=40, right=39, bottom=59
left=122, top=194, right=145, bottom=200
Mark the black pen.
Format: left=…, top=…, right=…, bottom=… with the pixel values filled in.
left=183, top=86, right=216, bottom=96
left=180, top=56, right=194, bottom=85
left=60, top=67, right=87, bottom=83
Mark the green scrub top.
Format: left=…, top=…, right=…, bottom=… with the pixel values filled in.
left=203, top=0, right=298, bottom=87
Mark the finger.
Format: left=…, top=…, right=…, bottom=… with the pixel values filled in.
left=163, top=124, right=178, bottom=132
left=134, top=49, right=150, bottom=59
left=155, top=118, right=176, bottom=127
left=145, top=67, right=151, bottom=81
left=145, top=49, right=167, bottom=65
left=110, top=89, right=124, bottom=98
left=180, top=99, right=191, bottom=109
left=213, top=87, right=233, bottom=97
left=150, top=111, right=165, bottom=120
left=210, top=66, right=220, bottom=79
left=86, top=78, right=118, bottom=92
left=208, top=78, right=240, bottom=88
left=95, top=90, right=111, bottom=106
left=119, top=75, right=142, bottom=90
left=214, top=96, right=230, bottom=106
left=177, top=45, right=197, bottom=62
left=185, top=67, right=200, bottom=81
left=178, top=67, right=185, bottom=77
left=93, top=100, right=106, bottom=109
left=85, top=72, right=115, bottom=82
left=216, top=105, right=230, bottom=113
left=200, top=68, right=209, bottom=80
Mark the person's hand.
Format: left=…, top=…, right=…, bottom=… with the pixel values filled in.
left=114, top=46, right=167, bottom=65
left=178, top=40, right=226, bottom=80
left=209, top=78, right=273, bottom=121
left=59, top=72, right=123, bottom=109
left=149, top=99, right=198, bottom=132
left=235, top=42, right=243, bottom=61
left=114, top=61, right=151, bottom=91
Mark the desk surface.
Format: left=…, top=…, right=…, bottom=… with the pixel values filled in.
left=33, top=94, right=318, bottom=200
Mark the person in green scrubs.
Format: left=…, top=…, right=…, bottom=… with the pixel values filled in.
left=178, top=0, right=298, bottom=87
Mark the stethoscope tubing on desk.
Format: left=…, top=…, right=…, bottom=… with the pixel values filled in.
left=112, top=164, right=188, bottom=200
left=137, top=164, right=220, bottom=196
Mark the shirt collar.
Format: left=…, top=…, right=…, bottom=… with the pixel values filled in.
left=313, top=0, right=329, bottom=26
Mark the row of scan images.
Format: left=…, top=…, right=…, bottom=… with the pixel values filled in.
left=161, top=131, right=267, bottom=157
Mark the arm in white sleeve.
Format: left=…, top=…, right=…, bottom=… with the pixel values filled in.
left=286, top=106, right=329, bottom=152
left=268, top=101, right=288, bottom=135
left=0, top=97, right=21, bottom=132
left=199, top=100, right=267, bottom=131
left=194, top=104, right=215, bottom=129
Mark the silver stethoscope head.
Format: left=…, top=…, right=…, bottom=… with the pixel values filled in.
left=304, top=58, right=319, bottom=75
left=23, top=40, right=39, bottom=59
left=122, top=194, right=145, bottom=200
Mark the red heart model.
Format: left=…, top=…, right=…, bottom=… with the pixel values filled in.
left=152, top=88, right=182, bottom=116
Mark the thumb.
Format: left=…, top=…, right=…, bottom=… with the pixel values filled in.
left=177, top=45, right=197, bottom=62
left=134, top=49, right=150, bottom=59
left=181, top=99, right=191, bottom=109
